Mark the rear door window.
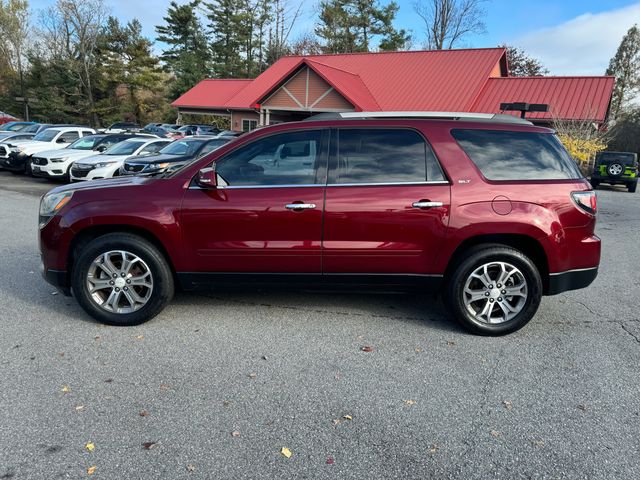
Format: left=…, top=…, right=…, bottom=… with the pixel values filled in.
left=333, top=129, right=445, bottom=184
left=452, top=129, right=582, bottom=180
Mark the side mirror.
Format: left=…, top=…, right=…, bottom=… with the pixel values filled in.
left=56, top=137, right=67, bottom=143
left=96, top=145, right=107, bottom=152
left=196, top=165, right=217, bottom=189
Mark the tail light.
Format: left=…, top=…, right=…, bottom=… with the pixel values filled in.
left=571, top=191, right=597, bottom=215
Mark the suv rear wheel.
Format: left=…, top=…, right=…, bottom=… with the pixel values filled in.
left=607, top=162, right=624, bottom=177
left=71, top=233, right=174, bottom=326
left=445, top=245, right=542, bottom=335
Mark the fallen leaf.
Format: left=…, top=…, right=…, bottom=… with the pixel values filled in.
left=415, top=347, right=422, bottom=353
left=136, top=335, right=144, bottom=340
left=85, top=442, right=95, bottom=452
left=281, top=447, right=292, bottom=458
left=404, top=400, right=416, bottom=406
left=532, top=440, right=544, bottom=448
left=223, top=401, right=231, bottom=407
left=248, top=373, right=257, bottom=379
left=186, top=464, right=196, bottom=472
left=490, top=430, right=501, bottom=438
left=58, top=352, right=65, bottom=357
left=142, top=441, right=158, bottom=450
left=94, top=336, right=100, bottom=340
left=446, top=341, right=456, bottom=346
left=343, top=415, right=352, bottom=421
left=428, top=444, right=439, bottom=454
left=61, top=386, right=71, bottom=393
left=231, top=431, right=240, bottom=437
left=75, top=405, right=85, bottom=411
left=104, top=379, right=113, bottom=383
left=332, top=419, right=341, bottom=426
left=159, top=383, right=170, bottom=390
left=87, top=466, right=96, bottom=475
left=139, top=410, right=149, bottom=417
left=361, top=346, right=374, bottom=352
left=326, top=457, right=334, bottom=465
left=577, top=404, right=587, bottom=412
left=502, top=400, right=513, bottom=410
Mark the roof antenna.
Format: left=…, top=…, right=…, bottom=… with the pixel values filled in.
left=500, top=102, right=549, bottom=119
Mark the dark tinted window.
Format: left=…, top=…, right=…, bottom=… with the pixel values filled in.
left=216, top=130, right=323, bottom=186
left=335, top=129, right=444, bottom=184
left=597, top=152, right=637, bottom=165
left=452, top=129, right=582, bottom=180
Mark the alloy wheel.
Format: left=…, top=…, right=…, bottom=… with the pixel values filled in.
left=86, top=250, right=154, bottom=314
left=462, top=261, right=528, bottom=324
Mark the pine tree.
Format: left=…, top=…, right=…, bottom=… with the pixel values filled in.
left=606, top=24, right=640, bottom=119
left=206, top=0, right=245, bottom=78
left=156, top=0, right=211, bottom=99
left=315, top=0, right=408, bottom=53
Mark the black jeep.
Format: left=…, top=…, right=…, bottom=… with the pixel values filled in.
left=591, top=151, right=638, bottom=193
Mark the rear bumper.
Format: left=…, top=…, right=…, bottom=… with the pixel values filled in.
left=547, top=267, right=598, bottom=295
left=591, top=174, right=637, bottom=185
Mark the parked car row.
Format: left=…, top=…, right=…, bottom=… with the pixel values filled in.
left=0, top=122, right=238, bottom=183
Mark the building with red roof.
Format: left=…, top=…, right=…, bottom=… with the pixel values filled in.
left=172, top=48, right=614, bottom=132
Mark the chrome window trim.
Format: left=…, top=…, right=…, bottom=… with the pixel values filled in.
left=188, top=180, right=449, bottom=190
left=327, top=181, right=450, bottom=187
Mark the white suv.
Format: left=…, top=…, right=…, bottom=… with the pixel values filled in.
left=69, top=138, right=172, bottom=181
left=3, top=127, right=95, bottom=174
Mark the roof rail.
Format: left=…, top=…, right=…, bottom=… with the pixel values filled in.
left=304, top=111, right=532, bottom=125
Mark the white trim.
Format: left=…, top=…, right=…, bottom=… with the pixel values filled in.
left=309, top=87, right=336, bottom=109
left=282, top=86, right=305, bottom=109
left=549, top=267, right=598, bottom=276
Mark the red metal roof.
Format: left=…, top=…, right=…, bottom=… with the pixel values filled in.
left=171, top=48, right=614, bottom=123
left=173, top=48, right=508, bottom=112
left=471, top=76, right=615, bottom=122
left=172, top=79, right=253, bottom=109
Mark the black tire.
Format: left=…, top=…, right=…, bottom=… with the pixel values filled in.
left=607, top=162, right=624, bottom=177
left=9, top=169, right=22, bottom=175
left=25, top=159, right=33, bottom=176
left=71, top=233, right=174, bottom=326
left=444, top=244, right=543, bottom=336
left=629, top=181, right=637, bottom=193
left=590, top=179, right=599, bottom=189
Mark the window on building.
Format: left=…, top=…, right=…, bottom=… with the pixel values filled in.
left=242, top=119, right=258, bottom=132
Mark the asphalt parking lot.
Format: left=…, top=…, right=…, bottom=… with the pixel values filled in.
left=0, top=171, right=638, bottom=479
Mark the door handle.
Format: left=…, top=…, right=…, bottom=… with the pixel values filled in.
left=285, top=203, right=316, bottom=210
left=412, top=201, right=444, bottom=209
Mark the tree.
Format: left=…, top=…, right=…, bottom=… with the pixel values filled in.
left=39, top=0, right=109, bottom=126
left=156, top=1, right=211, bottom=99
left=97, top=17, right=165, bottom=123
left=414, top=0, right=486, bottom=49
left=315, top=0, right=409, bottom=53
left=608, top=107, right=640, bottom=154
left=0, top=0, right=30, bottom=118
left=290, top=32, right=324, bottom=56
left=206, top=0, right=245, bottom=78
left=501, top=45, right=549, bottom=77
left=606, top=24, right=640, bottom=119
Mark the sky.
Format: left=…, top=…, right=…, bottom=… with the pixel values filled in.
left=29, top=0, right=640, bottom=76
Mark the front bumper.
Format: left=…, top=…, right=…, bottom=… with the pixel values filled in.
left=547, top=267, right=598, bottom=295
left=0, top=152, right=28, bottom=172
left=42, top=265, right=72, bottom=296
left=32, top=165, right=66, bottom=178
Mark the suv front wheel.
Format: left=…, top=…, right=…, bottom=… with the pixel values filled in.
left=445, top=245, right=542, bottom=335
left=71, top=233, right=174, bottom=326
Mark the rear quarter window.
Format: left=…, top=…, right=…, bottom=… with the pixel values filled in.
left=451, top=129, right=583, bottom=181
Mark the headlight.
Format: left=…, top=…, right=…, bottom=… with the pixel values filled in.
left=147, top=162, right=170, bottom=171
left=95, top=161, right=116, bottom=169
left=50, top=157, right=67, bottom=163
left=39, top=191, right=73, bottom=229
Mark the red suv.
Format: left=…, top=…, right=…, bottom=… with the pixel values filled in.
left=39, top=113, right=600, bottom=335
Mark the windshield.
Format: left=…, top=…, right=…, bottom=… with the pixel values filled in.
left=105, top=140, right=146, bottom=155
left=159, top=139, right=205, bottom=156
left=32, top=129, right=60, bottom=142
left=68, top=136, right=102, bottom=150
